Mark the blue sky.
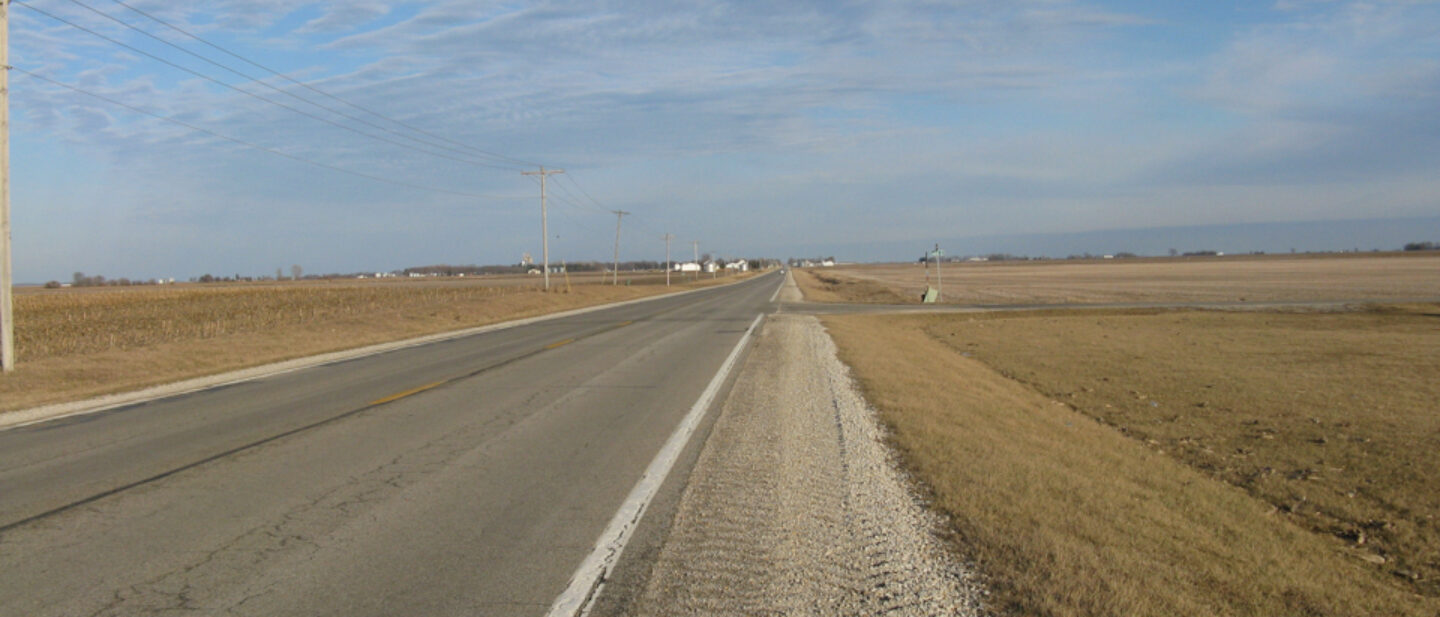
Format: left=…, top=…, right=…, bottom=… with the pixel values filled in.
left=8, top=0, right=1440, bottom=281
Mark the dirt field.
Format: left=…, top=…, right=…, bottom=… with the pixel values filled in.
left=796, top=252, right=1440, bottom=305
left=824, top=308, right=1440, bottom=616
left=0, top=272, right=750, bottom=413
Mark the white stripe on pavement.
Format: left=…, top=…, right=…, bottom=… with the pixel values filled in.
left=545, top=312, right=765, bottom=617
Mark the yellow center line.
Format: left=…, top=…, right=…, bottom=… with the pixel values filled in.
left=544, top=338, right=576, bottom=350
left=368, top=380, right=447, bottom=406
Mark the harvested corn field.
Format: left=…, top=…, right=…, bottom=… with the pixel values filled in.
left=822, top=304, right=1440, bottom=616
left=1, top=274, right=748, bottom=412
left=794, top=253, right=1440, bottom=305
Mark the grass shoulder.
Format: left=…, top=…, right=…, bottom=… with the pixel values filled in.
left=822, top=306, right=1440, bottom=616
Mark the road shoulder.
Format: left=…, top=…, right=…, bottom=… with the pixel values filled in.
left=623, top=314, right=984, bottom=615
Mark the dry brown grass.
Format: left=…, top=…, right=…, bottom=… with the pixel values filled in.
left=796, top=253, right=1440, bottom=305
left=824, top=307, right=1440, bottom=617
left=1, top=273, right=752, bottom=412
left=789, top=267, right=910, bottom=303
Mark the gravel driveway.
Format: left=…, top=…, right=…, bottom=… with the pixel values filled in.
left=630, top=314, right=985, bottom=615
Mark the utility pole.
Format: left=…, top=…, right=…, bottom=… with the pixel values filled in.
left=1, top=1, right=13, bottom=373
left=691, top=240, right=699, bottom=280
left=934, top=243, right=943, bottom=302
left=521, top=166, right=563, bottom=290
left=662, top=233, right=674, bottom=286
left=610, top=209, right=629, bottom=285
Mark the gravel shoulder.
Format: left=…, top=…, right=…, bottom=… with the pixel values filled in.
left=630, top=313, right=984, bottom=615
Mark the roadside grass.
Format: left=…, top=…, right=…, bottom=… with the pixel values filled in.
left=823, top=309, right=1440, bottom=617
left=790, top=267, right=910, bottom=304
left=1, top=274, right=751, bottom=413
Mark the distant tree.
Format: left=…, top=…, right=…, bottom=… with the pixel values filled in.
left=1404, top=241, right=1436, bottom=251
left=199, top=273, right=216, bottom=283
left=1168, top=248, right=1178, bottom=257
left=73, top=272, right=84, bottom=286
left=276, top=267, right=284, bottom=281
left=44, top=281, right=61, bottom=289
left=291, top=264, right=303, bottom=280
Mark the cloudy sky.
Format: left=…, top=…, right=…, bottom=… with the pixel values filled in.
left=8, top=0, right=1440, bottom=281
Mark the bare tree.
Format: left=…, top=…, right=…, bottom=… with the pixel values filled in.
left=291, top=264, right=303, bottom=281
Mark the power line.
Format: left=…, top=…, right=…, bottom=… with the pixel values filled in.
left=15, top=1, right=524, bottom=172
left=625, top=210, right=668, bottom=237
left=13, top=67, right=526, bottom=200
left=106, top=0, right=539, bottom=169
left=548, top=176, right=610, bottom=215
left=59, top=0, right=528, bottom=172
left=561, top=174, right=609, bottom=211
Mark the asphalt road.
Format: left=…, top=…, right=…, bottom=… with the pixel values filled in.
left=0, top=270, right=782, bottom=617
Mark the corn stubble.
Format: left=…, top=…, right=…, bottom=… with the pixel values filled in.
left=822, top=308, right=1440, bottom=617
left=795, top=257, right=1440, bottom=616
left=0, top=276, right=733, bottom=412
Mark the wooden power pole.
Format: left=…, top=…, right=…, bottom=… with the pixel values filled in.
left=1, top=1, right=14, bottom=372
left=662, top=233, right=674, bottom=286
left=522, top=166, right=563, bottom=290
left=691, top=240, right=699, bottom=279
left=610, top=209, right=629, bottom=285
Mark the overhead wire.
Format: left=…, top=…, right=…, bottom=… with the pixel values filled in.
left=556, top=176, right=676, bottom=250
left=62, top=0, right=529, bottom=171
left=559, top=174, right=612, bottom=212
left=106, top=0, right=539, bottom=169
left=553, top=174, right=676, bottom=241
left=15, top=0, right=527, bottom=172
left=12, top=67, right=528, bottom=201
left=548, top=177, right=611, bottom=216
left=15, top=1, right=665, bottom=257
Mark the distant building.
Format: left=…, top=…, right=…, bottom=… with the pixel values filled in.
left=675, top=262, right=701, bottom=272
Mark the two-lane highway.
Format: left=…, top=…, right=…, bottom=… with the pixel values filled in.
left=0, top=271, right=782, bottom=616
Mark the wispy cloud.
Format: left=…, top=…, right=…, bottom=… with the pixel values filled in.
left=8, top=1, right=1438, bottom=280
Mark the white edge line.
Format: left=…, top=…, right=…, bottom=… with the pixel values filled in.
left=767, top=272, right=785, bottom=303
left=545, top=312, right=765, bottom=617
left=0, top=277, right=768, bottom=432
